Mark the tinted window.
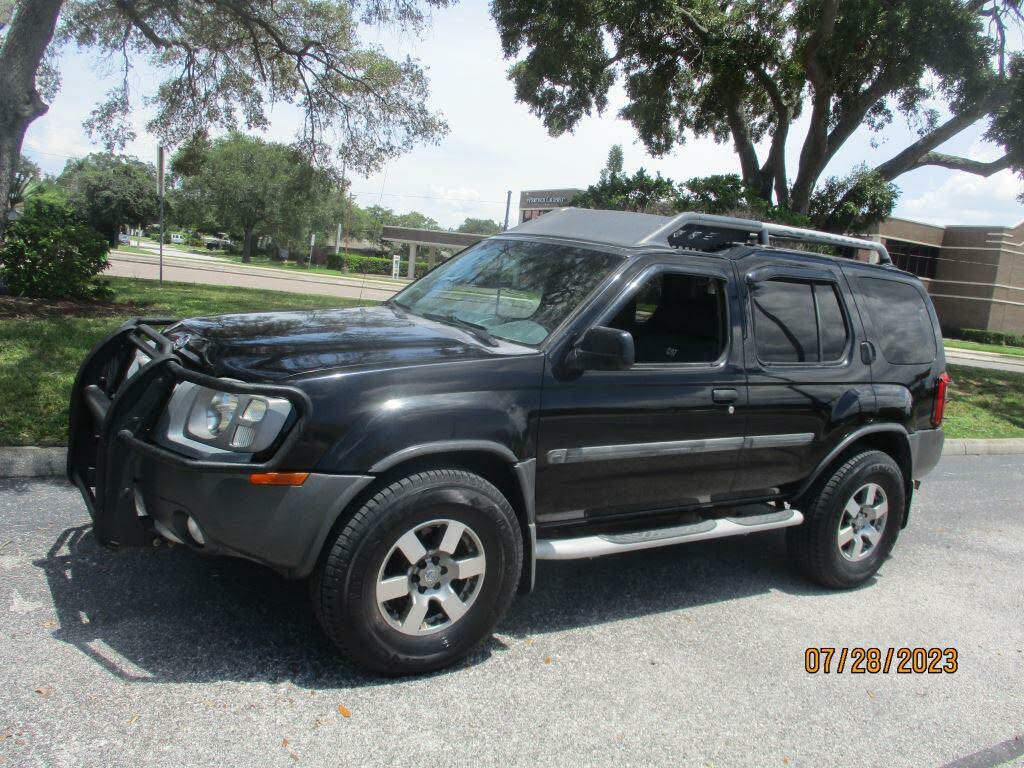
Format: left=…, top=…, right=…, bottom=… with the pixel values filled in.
left=752, top=279, right=849, bottom=364
left=607, top=273, right=726, bottom=364
left=859, top=277, right=936, bottom=364
left=752, top=280, right=818, bottom=363
left=816, top=283, right=849, bottom=360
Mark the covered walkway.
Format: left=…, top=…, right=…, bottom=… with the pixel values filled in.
left=380, top=226, right=485, bottom=277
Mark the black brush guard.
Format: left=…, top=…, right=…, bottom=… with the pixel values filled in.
left=67, top=318, right=312, bottom=548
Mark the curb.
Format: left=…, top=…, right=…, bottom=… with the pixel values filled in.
left=2, top=438, right=1024, bottom=479
left=0, top=447, right=67, bottom=478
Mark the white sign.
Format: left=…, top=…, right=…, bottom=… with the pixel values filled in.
left=391, top=253, right=401, bottom=278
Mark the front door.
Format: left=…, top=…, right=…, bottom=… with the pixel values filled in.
left=535, top=258, right=748, bottom=529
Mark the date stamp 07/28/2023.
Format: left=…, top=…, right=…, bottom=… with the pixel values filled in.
left=804, top=647, right=958, bottom=674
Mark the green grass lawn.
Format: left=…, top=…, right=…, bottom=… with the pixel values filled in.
left=944, top=365, right=1024, bottom=439
left=0, top=277, right=374, bottom=446
left=944, top=339, right=1024, bottom=358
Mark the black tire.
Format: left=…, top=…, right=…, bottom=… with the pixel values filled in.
left=312, top=469, right=522, bottom=675
left=788, top=450, right=905, bottom=589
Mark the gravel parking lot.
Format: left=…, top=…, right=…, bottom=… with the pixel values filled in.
left=1, top=455, right=1022, bottom=767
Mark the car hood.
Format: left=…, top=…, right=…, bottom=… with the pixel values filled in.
left=167, top=305, right=533, bottom=381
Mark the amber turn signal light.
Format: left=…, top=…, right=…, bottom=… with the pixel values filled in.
left=249, top=472, right=309, bottom=486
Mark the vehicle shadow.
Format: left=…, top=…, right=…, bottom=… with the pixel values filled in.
left=35, top=523, right=848, bottom=687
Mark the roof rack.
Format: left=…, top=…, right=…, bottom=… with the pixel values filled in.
left=639, top=212, right=892, bottom=265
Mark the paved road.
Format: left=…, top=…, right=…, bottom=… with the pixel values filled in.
left=2, top=456, right=1022, bottom=768
left=107, top=251, right=403, bottom=303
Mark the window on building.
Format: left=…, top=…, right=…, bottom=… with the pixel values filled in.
left=883, top=238, right=939, bottom=279
left=858, top=277, right=937, bottom=365
left=606, top=272, right=727, bottom=364
left=751, top=279, right=849, bottom=364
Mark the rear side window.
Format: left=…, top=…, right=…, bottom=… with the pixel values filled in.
left=858, top=277, right=936, bottom=365
left=751, top=279, right=849, bottom=364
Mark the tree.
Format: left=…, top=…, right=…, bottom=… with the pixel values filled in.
left=6, top=155, right=39, bottom=210
left=573, top=168, right=684, bottom=214
left=603, top=144, right=625, bottom=178
left=492, top=0, right=1024, bottom=228
left=456, top=217, right=502, bottom=235
left=57, top=153, right=160, bottom=244
left=173, top=133, right=325, bottom=262
left=0, top=0, right=450, bottom=239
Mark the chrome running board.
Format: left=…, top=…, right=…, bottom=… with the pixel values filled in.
left=535, top=508, right=804, bottom=561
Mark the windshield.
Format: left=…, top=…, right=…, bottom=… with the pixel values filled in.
left=391, top=238, right=624, bottom=345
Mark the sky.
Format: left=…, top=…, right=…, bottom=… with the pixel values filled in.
left=22, top=2, right=1024, bottom=230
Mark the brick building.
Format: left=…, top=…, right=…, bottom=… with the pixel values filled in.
left=871, top=218, right=1024, bottom=334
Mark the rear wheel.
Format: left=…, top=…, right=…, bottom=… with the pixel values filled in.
left=788, top=450, right=904, bottom=589
left=312, top=469, right=522, bottom=675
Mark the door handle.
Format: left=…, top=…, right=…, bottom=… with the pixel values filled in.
left=860, top=341, right=876, bottom=365
left=712, top=388, right=739, bottom=404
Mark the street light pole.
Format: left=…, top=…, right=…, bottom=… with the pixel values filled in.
left=503, top=190, right=512, bottom=231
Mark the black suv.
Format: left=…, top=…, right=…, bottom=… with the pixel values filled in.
left=68, top=209, right=947, bottom=674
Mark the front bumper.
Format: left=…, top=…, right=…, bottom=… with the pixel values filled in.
left=68, top=319, right=361, bottom=575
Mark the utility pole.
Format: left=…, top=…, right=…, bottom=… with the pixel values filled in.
left=503, top=190, right=512, bottom=231
left=157, top=146, right=166, bottom=284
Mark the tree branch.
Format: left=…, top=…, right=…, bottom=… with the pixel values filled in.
left=906, top=151, right=1015, bottom=176
left=873, top=92, right=1002, bottom=181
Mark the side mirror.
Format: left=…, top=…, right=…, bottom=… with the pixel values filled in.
left=568, top=326, right=635, bottom=371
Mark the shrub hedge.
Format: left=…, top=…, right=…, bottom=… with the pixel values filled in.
left=946, top=328, right=1024, bottom=348
left=0, top=196, right=109, bottom=299
left=325, top=252, right=429, bottom=279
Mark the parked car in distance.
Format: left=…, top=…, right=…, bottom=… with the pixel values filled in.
left=67, top=209, right=947, bottom=675
left=117, top=233, right=130, bottom=245
left=170, top=233, right=186, bottom=245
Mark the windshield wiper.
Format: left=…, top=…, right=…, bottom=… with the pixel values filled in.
left=421, top=311, right=499, bottom=347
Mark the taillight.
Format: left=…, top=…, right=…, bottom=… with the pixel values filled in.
left=932, top=372, right=950, bottom=427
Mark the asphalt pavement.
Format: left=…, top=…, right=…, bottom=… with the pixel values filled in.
left=1, top=456, right=1022, bottom=767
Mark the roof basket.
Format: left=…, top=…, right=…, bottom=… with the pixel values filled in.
left=639, top=212, right=892, bottom=265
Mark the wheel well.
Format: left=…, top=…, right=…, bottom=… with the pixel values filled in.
left=803, top=430, right=914, bottom=525
left=332, top=450, right=532, bottom=581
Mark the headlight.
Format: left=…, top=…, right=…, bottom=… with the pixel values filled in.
left=154, top=382, right=294, bottom=459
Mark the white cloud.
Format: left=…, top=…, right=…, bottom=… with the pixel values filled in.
left=898, top=169, right=1023, bottom=226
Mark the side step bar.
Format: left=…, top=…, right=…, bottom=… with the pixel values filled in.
left=535, top=508, right=804, bottom=561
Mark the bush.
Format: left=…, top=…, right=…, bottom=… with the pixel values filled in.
left=325, top=252, right=429, bottom=278
left=0, top=197, right=110, bottom=299
left=947, top=328, right=1024, bottom=348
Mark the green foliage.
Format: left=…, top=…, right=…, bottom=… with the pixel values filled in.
left=573, top=168, right=684, bottom=214
left=948, top=328, right=1024, bottom=348
left=57, top=153, right=160, bottom=244
left=171, top=133, right=330, bottom=260
left=325, top=251, right=429, bottom=278
left=7, top=155, right=40, bottom=208
left=0, top=196, right=109, bottom=299
left=56, top=0, right=448, bottom=174
left=492, top=0, right=1024, bottom=215
left=456, top=217, right=501, bottom=235
left=808, top=166, right=899, bottom=233
left=603, top=144, right=624, bottom=178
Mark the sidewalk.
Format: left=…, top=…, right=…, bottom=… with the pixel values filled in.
left=944, top=345, right=1024, bottom=374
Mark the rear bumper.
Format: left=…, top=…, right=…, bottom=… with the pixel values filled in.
left=67, top=319, right=344, bottom=575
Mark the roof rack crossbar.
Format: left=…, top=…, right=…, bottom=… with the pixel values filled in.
left=640, top=212, right=891, bottom=265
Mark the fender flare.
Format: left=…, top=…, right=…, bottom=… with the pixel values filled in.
left=793, top=423, right=911, bottom=502
left=367, top=440, right=537, bottom=594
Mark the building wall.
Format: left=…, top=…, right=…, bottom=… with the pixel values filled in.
left=876, top=217, right=1024, bottom=335
left=519, top=189, right=583, bottom=223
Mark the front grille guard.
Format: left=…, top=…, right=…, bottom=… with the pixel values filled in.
left=67, top=318, right=312, bottom=547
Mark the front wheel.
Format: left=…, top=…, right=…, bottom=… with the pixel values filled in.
left=312, top=470, right=523, bottom=675
left=788, top=450, right=905, bottom=589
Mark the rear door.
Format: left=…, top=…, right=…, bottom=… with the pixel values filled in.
left=735, top=252, right=873, bottom=497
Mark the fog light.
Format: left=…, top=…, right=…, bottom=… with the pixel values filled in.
left=186, top=516, right=205, bottom=546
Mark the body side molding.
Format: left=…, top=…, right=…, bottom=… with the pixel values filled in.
left=546, top=432, right=814, bottom=466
